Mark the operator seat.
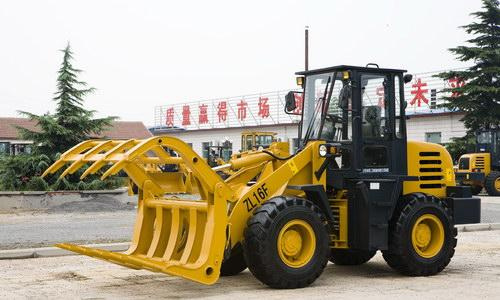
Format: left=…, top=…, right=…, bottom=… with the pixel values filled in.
left=362, top=106, right=381, bottom=138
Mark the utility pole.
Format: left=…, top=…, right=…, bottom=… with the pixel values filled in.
left=305, top=26, right=309, bottom=71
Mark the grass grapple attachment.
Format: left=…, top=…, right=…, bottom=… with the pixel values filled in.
left=42, top=136, right=233, bottom=284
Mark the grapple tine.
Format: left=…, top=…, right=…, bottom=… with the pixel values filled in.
left=59, top=140, right=100, bottom=159
left=42, top=140, right=102, bottom=178
left=61, top=140, right=117, bottom=177
left=180, top=209, right=198, bottom=264
left=100, top=137, right=175, bottom=180
left=79, top=139, right=139, bottom=179
left=146, top=207, right=166, bottom=258
left=56, top=243, right=168, bottom=272
left=41, top=160, right=67, bottom=178
left=162, top=207, right=180, bottom=261
left=100, top=160, right=126, bottom=180
left=80, top=161, right=106, bottom=179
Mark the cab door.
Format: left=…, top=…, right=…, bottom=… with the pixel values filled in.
left=357, top=72, right=406, bottom=176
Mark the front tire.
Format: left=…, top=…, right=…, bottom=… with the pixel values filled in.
left=382, top=193, right=456, bottom=276
left=330, top=249, right=376, bottom=265
left=243, top=196, right=330, bottom=289
left=485, top=171, right=500, bottom=196
left=220, top=247, right=247, bottom=276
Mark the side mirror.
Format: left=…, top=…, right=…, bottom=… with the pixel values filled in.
left=403, top=74, right=413, bottom=84
left=285, top=91, right=299, bottom=114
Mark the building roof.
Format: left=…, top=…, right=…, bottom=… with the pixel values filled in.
left=99, top=121, right=152, bottom=139
left=0, top=117, right=151, bottom=140
left=0, top=117, right=39, bottom=140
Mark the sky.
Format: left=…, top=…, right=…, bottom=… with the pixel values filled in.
left=0, top=0, right=484, bottom=127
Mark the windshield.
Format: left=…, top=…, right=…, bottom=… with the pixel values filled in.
left=477, top=131, right=492, bottom=144
left=256, top=135, right=273, bottom=145
left=301, top=72, right=349, bottom=144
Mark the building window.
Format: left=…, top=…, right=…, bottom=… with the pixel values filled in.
left=9, top=143, right=32, bottom=155
left=425, top=132, right=442, bottom=144
left=430, top=89, right=437, bottom=109
left=202, top=142, right=212, bottom=158
left=0, top=142, right=10, bottom=155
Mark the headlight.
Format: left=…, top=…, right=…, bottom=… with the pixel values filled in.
left=319, top=145, right=328, bottom=157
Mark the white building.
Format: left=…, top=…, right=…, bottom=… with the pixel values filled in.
left=151, top=69, right=466, bottom=158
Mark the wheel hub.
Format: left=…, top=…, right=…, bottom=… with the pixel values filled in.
left=414, top=223, right=431, bottom=247
left=495, top=177, right=500, bottom=191
left=277, top=220, right=316, bottom=268
left=411, top=214, right=445, bottom=258
left=281, top=230, right=302, bottom=256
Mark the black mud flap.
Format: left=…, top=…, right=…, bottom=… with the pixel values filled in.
left=347, top=179, right=400, bottom=251
left=455, top=172, right=485, bottom=182
left=446, top=186, right=481, bottom=224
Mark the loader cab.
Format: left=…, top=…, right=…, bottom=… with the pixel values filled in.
left=241, top=131, right=277, bottom=151
left=476, top=129, right=500, bottom=167
left=287, top=65, right=410, bottom=187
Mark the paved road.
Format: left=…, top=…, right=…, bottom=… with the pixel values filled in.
left=0, top=211, right=135, bottom=250
left=0, top=195, right=498, bottom=250
left=479, top=195, right=500, bottom=223
left=1, top=230, right=500, bottom=299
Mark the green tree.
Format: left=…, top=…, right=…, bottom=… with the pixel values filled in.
left=435, top=0, right=500, bottom=132
left=444, top=135, right=476, bottom=163
left=17, top=43, right=116, bottom=156
left=0, top=43, right=124, bottom=191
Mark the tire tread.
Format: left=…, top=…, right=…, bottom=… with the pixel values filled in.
left=243, top=196, right=329, bottom=289
left=382, top=193, right=457, bottom=276
left=485, top=171, right=500, bottom=196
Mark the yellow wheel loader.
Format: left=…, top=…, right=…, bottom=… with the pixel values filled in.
left=455, top=129, right=500, bottom=196
left=241, top=131, right=277, bottom=151
left=43, top=65, right=480, bottom=289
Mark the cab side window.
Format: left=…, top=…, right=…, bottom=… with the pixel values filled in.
left=360, top=74, right=390, bottom=140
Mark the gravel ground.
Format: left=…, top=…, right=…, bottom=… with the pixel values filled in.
left=46, top=195, right=135, bottom=213
left=1, top=230, right=500, bottom=299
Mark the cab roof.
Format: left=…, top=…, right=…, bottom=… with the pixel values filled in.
left=295, top=65, right=407, bottom=76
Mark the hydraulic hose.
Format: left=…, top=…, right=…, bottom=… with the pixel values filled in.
left=262, top=150, right=295, bottom=161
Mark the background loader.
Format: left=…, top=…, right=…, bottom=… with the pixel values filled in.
left=43, top=65, right=480, bottom=289
left=240, top=131, right=277, bottom=151
left=455, top=128, right=500, bottom=195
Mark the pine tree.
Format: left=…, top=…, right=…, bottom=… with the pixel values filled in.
left=435, top=0, right=500, bottom=132
left=17, top=43, right=116, bottom=156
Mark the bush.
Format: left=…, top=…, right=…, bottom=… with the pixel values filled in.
left=25, top=176, right=49, bottom=191
left=0, top=154, right=125, bottom=191
left=0, top=154, right=51, bottom=191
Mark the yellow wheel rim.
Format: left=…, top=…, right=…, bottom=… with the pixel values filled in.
left=277, top=219, right=316, bottom=268
left=495, top=177, right=500, bottom=191
left=411, top=214, right=445, bottom=258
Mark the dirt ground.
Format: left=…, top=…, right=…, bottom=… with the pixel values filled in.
left=1, top=230, right=500, bottom=299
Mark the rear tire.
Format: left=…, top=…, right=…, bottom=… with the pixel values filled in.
left=470, top=184, right=483, bottom=195
left=243, top=196, right=329, bottom=289
left=382, top=193, right=456, bottom=276
left=220, top=248, right=247, bottom=276
left=330, top=249, right=376, bottom=265
left=485, top=171, right=500, bottom=196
